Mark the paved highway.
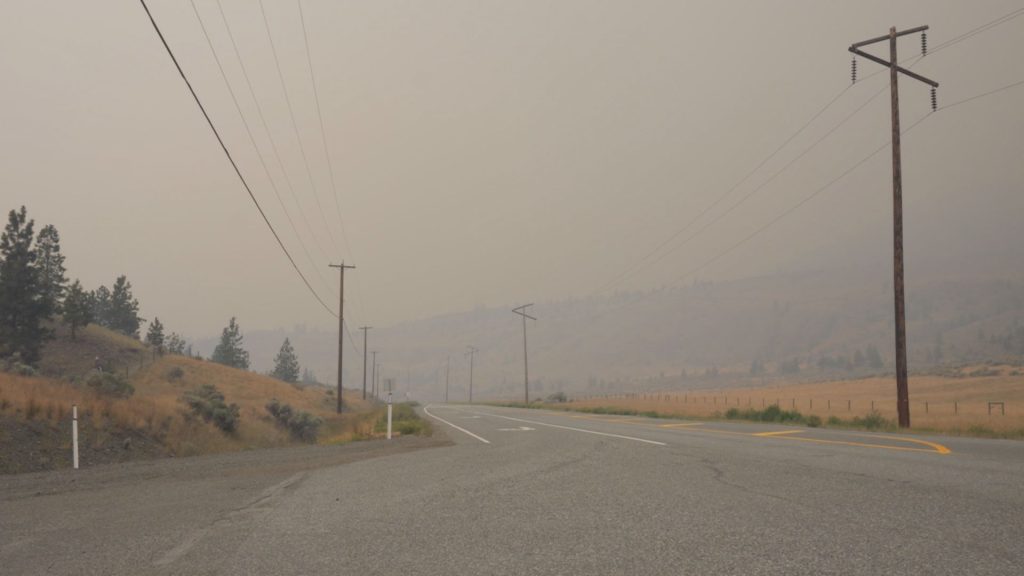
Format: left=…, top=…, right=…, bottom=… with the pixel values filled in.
left=3, top=405, right=1023, bottom=575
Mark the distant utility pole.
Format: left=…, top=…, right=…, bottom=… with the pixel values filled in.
left=445, top=355, right=450, bottom=403
left=360, top=326, right=372, bottom=399
left=371, top=350, right=378, bottom=400
left=329, top=262, right=356, bottom=414
left=849, top=26, right=938, bottom=428
left=466, top=346, right=478, bottom=403
left=512, top=304, right=536, bottom=404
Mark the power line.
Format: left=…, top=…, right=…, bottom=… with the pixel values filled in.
left=189, top=0, right=337, bottom=301
left=138, top=0, right=336, bottom=318
left=257, top=0, right=344, bottom=259
left=594, top=5, right=1024, bottom=296
left=296, top=0, right=354, bottom=264
left=296, top=0, right=371, bottom=322
left=213, top=0, right=336, bottom=275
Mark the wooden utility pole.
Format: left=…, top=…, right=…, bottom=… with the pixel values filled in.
left=512, top=304, right=536, bottom=404
left=371, top=350, right=378, bottom=400
left=849, top=26, right=938, bottom=428
left=466, top=346, right=478, bottom=403
left=329, top=262, right=355, bottom=414
left=360, top=326, right=371, bottom=399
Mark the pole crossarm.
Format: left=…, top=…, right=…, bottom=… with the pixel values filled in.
left=512, top=303, right=537, bottom=321
left=848, top=46, right=939, bottom=87
left=850, top=24, right=929, bottom=49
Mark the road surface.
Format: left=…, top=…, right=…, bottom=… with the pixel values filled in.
left=2, top=404, right=1022, bottom=575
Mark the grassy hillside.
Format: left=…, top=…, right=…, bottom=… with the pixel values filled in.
left=0, top=324, right=385, bottom=474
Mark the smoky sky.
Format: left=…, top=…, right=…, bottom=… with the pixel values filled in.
left=2, top=0, right=1022, bottom=341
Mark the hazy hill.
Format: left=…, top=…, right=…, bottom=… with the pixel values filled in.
left=231, top=261, right=1024, bottom=403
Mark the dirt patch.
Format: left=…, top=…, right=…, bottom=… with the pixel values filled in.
left=0, top=414, right=168, bottom=475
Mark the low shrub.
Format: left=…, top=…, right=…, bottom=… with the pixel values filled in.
left=266, top=399, right=322, bottom=442
left=184, top=384, right=239, bottom=433
left=166, top=366, right=185, bottom=382
left=374, top=403, right=431, bottom=436
left=2, top=354, right=36, bottom=377
left=545, top=392, right=568, bottom=403
left=806, top=415, right=822, bottom=428
left=827, top=415, right=842, bottom=426
left=86, top=372, right=135, bottom=398
left=850, top=411, right=893, bottom=430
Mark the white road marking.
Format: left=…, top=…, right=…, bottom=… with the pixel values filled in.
left=497, top=426, right=535, bottom=431
left=469, top=410, right=666, bottom=446
left=424, top=405, right=491, bottom=444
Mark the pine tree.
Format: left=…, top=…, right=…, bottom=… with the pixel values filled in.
left=301, top=367, right=318, bottom=385
left=146, top=317, right=165, bottom=354
left=91, top=285, right=112, bottom=327
left=166, top=332, right=186, bottom=355
left=270, top=338, right=300, bottom=383
left=63, top=279, right=93, bottom=339
left=35, top=224, right=67, bottom=313
left=0, top=207, right=52, bottom=364
left=211, top=317, right=249, bottom=369
left=108, top=275, right=141, bottom=338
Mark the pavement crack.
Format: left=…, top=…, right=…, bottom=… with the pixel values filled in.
left=152, top=472, right=306, bottom=568
left=699, top=458, right=794, bottom=504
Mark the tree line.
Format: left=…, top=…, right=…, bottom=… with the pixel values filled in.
left=4, top=206, right=327, bottom=387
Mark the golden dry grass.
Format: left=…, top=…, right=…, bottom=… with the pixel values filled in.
left=566, top=364, right=1024, bottom=435
left=0, top=353, right=382, bottom=457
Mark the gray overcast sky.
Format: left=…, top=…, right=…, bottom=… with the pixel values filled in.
left=2, top=1, right=1022, bottom=340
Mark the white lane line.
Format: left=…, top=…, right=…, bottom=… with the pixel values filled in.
left=468, top=410, right=666, bottom=446
left=424, top=405, right=491, bottom=444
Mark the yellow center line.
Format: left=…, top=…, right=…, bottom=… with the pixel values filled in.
left=544, top=409, right=951, bottom=454
left=754, top=429, right=805, bottom=437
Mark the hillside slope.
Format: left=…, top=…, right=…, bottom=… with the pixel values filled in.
left=0, top=325, right=375, bottom=474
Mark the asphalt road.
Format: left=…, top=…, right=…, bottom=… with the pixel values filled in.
left=2, top=405, right=1023, bottom=575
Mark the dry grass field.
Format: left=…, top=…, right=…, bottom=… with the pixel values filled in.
left=564, top=365, right=1024, bottom=437
left=0, top=324, right=393, bottom=472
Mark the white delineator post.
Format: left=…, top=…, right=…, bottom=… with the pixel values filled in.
left=72, top=404, right=79, bottom=470
left=387, top=392, right=393, bottom=440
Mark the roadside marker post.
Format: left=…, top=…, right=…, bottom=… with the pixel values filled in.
left=72, top=404, right=79, bottom=470
left=387, top=391, right=393, bottom=440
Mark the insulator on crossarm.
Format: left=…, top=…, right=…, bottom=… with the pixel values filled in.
left=931, top=87, right=937, bottom=112
left=851, top=57, right=857, bottom=84
left=921, top=32, right=928, bottom=56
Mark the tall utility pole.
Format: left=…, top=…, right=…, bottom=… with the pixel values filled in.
left=512, top=304, right=536, bottom=404
left=466, top=346, right=478, bottom=403
left=360, top=326, right=372, bottom=399
left=849, top=26, right=937, bottom=428
left=329, top=262, right=356, bottom=414
left=371, top=350, right=378, bottom=400
left=445, top=355, right=450, bottom=403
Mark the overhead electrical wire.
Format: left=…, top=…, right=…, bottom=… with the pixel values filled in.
left=189, top=0, right=338, bottom=301
left=594, top=6, right=1024, bottom=297
left=256, top=0, right=345, bottom=260
left=138, top=0, right=337, bottom=317
left=213, top=0, right=336, bottom=273
left=296, top=0, right=371, bottom=323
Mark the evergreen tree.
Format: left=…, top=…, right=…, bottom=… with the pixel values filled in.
left=63, top=279, right=93, bottom=339
left=211, top=317, right=249, bottom=369
left=35, top=224, right=67, bottom=312
left=146, top=317, right=165, bottom=354
left=108, top=275, right=141, bottom=338
left=0, top=207, right=52, bottom=364
left=91, top=285, right=112, bottom=327
left=865, top=345, right=884, bottom=369
left=270, top=338, right=300, bottom=383
left=166, top=332, right=186, bottom=355
left=301, top=367, right=318, bottom=385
